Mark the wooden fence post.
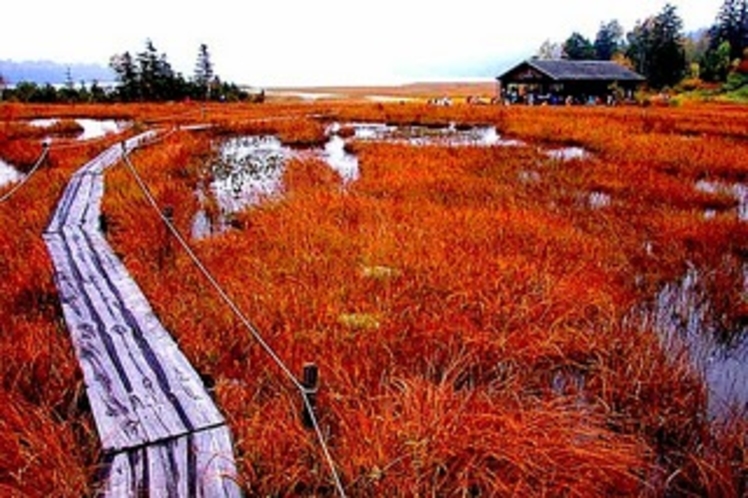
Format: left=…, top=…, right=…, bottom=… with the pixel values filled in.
left=301, top=363, right=319, bottom=429
left=99, top=213, right=108, bottom=235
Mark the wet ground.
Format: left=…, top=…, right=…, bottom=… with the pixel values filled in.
left=30, top=118, right=130, bottom=141
left=696, top=179, right=748, bottom=221
left=645, top=264, right=748, bottom=419
left=193, top=123, right=520, bottom=237
left=190, top=123, right=748, bottom=419
left=194, top=123, right=616, bottom=235
left=0, top=157, right=24, bottom=189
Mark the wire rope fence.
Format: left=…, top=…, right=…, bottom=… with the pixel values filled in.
left=121, top=137, right=348, bottom=498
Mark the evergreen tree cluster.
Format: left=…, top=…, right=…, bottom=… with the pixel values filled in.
left=540, top=1, right=748, bottom=90
left=559, top=21, right=624, bottom=62
left=544, top=4, right=686, bottom=89
left=0, top=40, right=262, bottom=104
left=626, top=5, right=687, bottom=89
left=699, top=0, right=748, bottom=83
left=109, top=40, right=255, bottom=103
left=0, top=80, right=109, bottom=104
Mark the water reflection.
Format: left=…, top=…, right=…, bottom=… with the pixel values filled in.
left=210, top=136, right=287, bottom=214
left=546, top=146, right=589, bottom=161
left=191, top=189, right=215, bottom=240
left=343, top=122, right=518, bottom=147
left=29, top=118, right=130, bottom=141
left=194, top=123, right=540, bottom=238
left=0, top=157, right=24, bottom=189
left=695, top=180, right=748, bottom=221
left=588, top=191, right=612, bottom=209
left=77, top=119, right=129, bottom=140
left=323, top=135, right=359, bottom=183
left=645, top=265, right=748, bottom=419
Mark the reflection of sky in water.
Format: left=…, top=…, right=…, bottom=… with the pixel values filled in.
left=650, top=267, right=748, bottom=419
left=696, top=180, right=748, bottom=221
left=546, top=146, right=589, bottom=161
left=0, top=157, right=24, bottom=189
left=30, top=118, right=59, bottom=128
left=197, top=124, right=581, bottom=238
left=77, top=119, right=128, bottom=140
left=210, top=136, right=287, bottom=214
left=29, top=118, right=129, bottom=141
left=207, top=124, right=516, bottom=217
left=346, top=122, right=519, bottom=147
left=588, top=191, right=611, bottom=209
left=323, top=135, right=359, bottom=183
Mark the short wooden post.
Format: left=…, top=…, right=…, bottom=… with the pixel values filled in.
left=301, top=363, right=319, bottom=429
left=99, top=213, right=109, bottom=235
left=163, top=206, right=174, bottom=225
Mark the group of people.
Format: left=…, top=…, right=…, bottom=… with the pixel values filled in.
left=426, top=91, right=634, bottom=107
left=501, top=90, right=625, bottom=106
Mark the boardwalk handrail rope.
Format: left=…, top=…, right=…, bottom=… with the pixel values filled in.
left=0, top=126, right=172, bottom=204
left=120, top=145, right=348, bottom=498
left=0, top=143, right=49, bottom=204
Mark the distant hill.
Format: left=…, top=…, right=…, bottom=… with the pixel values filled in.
left=0, top=59, right=114, bottom=85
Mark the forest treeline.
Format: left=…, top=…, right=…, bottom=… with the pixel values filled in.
left=0, top=41, right=263, bottom=104
left=539, top=1, right=748, bottom=94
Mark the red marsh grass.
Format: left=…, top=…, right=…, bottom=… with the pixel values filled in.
left=3, top=100, right=748, bottom=496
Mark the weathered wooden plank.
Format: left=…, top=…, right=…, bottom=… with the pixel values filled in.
left=49, top=146, right=119, bottom=233
left=71, top=228, right=225, bottom=433
left=44, top=233, right=146, bottom=450
left=100, top=427, right=241, bottom=498
left=61, top=226, right=201, bottom=450
left=73, top=140, right=129, bottom=177
left=44, top=233, right=93, bottom=322
left=58, top=231, right=151, bottom=448
left=48, top=174, right=105, bottom=233
left=47, top=174, right=86, bottom=233
left=190, top=426, right=243, bottom=497
left=79, top=173, right=105, bottom=231
left=147, top=436, right=189, bottom=497
left=45, top=135, right=241, bottom=496
left=83, top=229, right=222, bottom=414
left=81, top=147, right=121, bottom=175
left=66, top=174, right=97, bottom=225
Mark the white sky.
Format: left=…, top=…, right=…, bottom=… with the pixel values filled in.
left=1, top=0, right=723, bottom=86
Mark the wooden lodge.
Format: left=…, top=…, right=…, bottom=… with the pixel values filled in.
left=496, top=59, right=645, bottom=105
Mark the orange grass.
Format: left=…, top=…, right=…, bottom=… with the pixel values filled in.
left=0, top=125, right=122, bottom=495
left=3, top=100, right=748, bottom=496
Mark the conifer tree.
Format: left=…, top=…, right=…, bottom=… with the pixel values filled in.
left=194, top=43, right=214, bottom=99
left=711, top=0, right=748, bottom=60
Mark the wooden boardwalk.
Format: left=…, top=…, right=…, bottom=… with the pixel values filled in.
left=44, top=133, right=242, bottom=497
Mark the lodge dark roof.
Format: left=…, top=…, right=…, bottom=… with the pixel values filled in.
left=498, top=59, right=645, bottom=82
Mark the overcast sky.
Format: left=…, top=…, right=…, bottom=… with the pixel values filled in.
left=1, top=0, right=724, bottom=86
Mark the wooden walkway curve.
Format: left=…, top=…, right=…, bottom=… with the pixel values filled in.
left=44, top=133, right=242, bottom=497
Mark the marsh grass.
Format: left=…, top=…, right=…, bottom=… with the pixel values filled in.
left=3, top=101, right=748, bottom=496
